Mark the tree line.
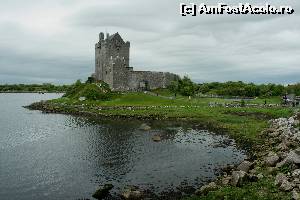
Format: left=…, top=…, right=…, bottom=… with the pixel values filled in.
left=2, top=78, right=300, bottom=97
left=0, top=84, right=70, bottom=93
left=168, top=77, right=300, bottom=97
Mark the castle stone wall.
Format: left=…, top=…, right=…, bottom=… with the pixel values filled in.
left=112, top=57, right=130, bottom=91
left=94, top=32, right=179, bottom=91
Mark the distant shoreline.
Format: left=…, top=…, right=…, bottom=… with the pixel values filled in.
left=0, top=91, right=65, bottom=94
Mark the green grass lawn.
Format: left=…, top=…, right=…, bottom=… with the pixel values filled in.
left=151, top=88, right=176, bottom=97
left=53, top=91, right=283, bottom=106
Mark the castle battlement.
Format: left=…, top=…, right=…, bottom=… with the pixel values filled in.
left=94, top=32, right=179, bottom=91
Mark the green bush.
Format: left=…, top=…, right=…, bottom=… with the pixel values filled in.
left=63, top=80, right=112, bottom=101
left=63, top=80, right=85, bottom=97
left=168, top=76, right=197, bottom=96
left=241, top=99, right=245, bottom=107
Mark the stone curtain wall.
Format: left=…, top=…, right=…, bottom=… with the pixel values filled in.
left=128, top=71, right=179, bottom=91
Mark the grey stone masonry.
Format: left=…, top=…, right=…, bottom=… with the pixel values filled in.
left=93, top=32, right=179, bottom=91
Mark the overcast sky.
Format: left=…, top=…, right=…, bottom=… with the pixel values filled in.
left=0, top=0, right=299, bottom=84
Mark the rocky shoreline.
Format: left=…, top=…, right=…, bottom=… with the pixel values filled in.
left=193, top=111, right=300, bottom=199
left=24, top=101, right=191, bottom=120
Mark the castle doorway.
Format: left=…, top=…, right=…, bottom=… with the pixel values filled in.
left=139, top=80, right=149, bottom=91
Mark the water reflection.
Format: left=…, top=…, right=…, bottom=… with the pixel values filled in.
left=65, top=117, right=245, bottom=196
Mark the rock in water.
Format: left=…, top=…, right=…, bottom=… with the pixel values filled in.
left=152, top=135, right=161, bottom=142
left=92, top=184, right=114, bottom=200
left=122, top=186, right=143, bottom=200
left=237, top=161, right=253, bottom=173
left=139, top=123, right=151, bottom=131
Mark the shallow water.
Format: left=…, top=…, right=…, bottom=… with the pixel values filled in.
left=0, top=93, right=246, bottom=200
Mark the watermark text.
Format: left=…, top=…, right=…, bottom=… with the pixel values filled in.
left=180, top=3, right=295, bottom=16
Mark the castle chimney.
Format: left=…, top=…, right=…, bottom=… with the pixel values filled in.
left=99, top=32, right=104, bottom=41
left=106, top=33, right=110, bottom=39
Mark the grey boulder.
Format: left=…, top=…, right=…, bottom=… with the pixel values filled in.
left=231, top=171, right=247, bottom=187
left=264, top=152, right=279, bottom=167
left=237, top=161, right=253, bottom=173
left=195, top=182, right=218, bottom=195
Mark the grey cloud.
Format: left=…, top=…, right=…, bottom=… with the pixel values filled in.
left=0, top=39, right=92, bottom=83
left=0, top=0, right=299, bottom=84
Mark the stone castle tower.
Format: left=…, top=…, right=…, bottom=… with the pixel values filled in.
left=94, top=32, right=179, bottom=91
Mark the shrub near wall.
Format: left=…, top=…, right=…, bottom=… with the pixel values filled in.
left=63, top=81, right=112, bottom=101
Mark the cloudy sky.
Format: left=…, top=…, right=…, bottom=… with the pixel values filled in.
left=0, top=0, right=299, bottom=84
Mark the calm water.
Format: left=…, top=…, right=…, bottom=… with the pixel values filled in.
left=0, top=93, right=246, bottom=200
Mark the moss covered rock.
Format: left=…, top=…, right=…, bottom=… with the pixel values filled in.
left=92, top=184, right=114, bottom=199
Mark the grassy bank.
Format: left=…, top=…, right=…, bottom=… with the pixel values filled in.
left=32, top=91, right=293, bottom=146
